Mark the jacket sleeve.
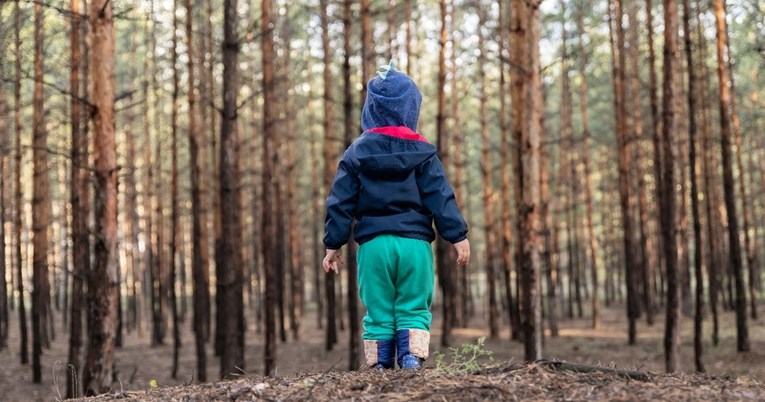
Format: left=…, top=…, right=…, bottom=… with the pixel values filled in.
left=416, top=154, right=468, bottom=243
left=323, top=152, right=360, bottom=250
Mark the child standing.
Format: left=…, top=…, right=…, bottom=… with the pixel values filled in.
left=323, top=62, right=470, bottom=370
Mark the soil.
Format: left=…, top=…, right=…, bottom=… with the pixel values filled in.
left=1, top=301, right=764, bottom=401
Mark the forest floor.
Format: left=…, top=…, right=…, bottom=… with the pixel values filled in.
left=1, top=299, right=764, bottom=401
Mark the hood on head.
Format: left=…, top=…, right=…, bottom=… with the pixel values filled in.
left=361, top=69, right=422, bottom=132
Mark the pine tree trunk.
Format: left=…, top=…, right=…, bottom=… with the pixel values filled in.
left=31, top=1, right=49, bottom=383
left=124, top=29, right=141, bottom=334
left=436, top=0, right=454, bottom=347
left=660, top=0, right=681, bottom=373
left=646, top=0, right=664, bottom=282
left=342, top=0, right=361, bottom=370
left=169, top=0, right=182, bottom=377
left=478, top=6, right=498, bottom=339
left=262, top=0, right=277, bottom=377
left=628, top=0, right=655, bottom=326
left=695, top=4, right=720, bottom=345
left=610, top=0, right=639, bottom=345
left=510, top=0, right=543, bottom=361
left=83, top=0, right=118, bottom=392
left=497, top=0, right=520, bottom=341
left=219, top=0, right=245, bottom=377
left=186, top=0, right=208, bottom=383
left=67, top=0, right=90, bottom=395
left=0, top=49, right=7, bottom=351
left=13, top=0, right=28, bottom=366
left=576, top=0, right=600, bottom=330
left=450, top=16, right=469, bottom=327
left=725, top=43, right=759, bottom=321
left=712, top=0, right=749, bottom=352
left=149, top=0, right=165, bottom=347
left=308, top=81, right=323, bottom=330
left=320, top=0, right=338, bottom=352
left=681, top=0, right=705, bottom=373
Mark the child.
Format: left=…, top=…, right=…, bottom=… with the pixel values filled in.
left=323, top=61, right=470, bottom=370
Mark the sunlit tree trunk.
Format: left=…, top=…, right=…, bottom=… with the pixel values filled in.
left=83, top=0, right=118, bottom=392
left=681, top=0, right=705, bottom=373
left=712, top=0, right=749, bottom=353
left=31, top=1, right=49, bottom=383
left=219, top=0, right=245, bottom=377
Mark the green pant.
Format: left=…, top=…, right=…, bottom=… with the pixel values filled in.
left=357, top=234, right=435, bottom=340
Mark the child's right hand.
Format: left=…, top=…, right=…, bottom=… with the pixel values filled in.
left=323, top=248, right=343, bottom=274
left=452, top=239, right=470, bottom=266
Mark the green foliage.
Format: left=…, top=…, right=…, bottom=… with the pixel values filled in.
left=433, top=337, right=493, bottom=375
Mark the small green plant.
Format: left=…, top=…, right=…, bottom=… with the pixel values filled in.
left=433, top=337, right=493, bottom=375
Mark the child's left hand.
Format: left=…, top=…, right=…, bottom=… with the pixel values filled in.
left=323, top=248, right=344, bottom=274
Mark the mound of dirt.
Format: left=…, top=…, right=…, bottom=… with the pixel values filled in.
left=76, top=361, right=764, bottom=401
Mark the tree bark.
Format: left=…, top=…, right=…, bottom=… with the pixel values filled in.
left=610, top=0, right=639, bottom=345
left=320, top=0, right=338, bottom=352
left=13, top=0, right=28, bottom=366
left=31, top=1, right=49, bottom=383
left=646, top=0, right=664, bottom=285
left=660, top=0, right=681, bottom=373
left=219, top=0, right=245, bottom=377
left=170, top=0, right=182, bottom=377
left=262, top=0, right=277, bottom=377
left=67, top=0, right=90, bottom=395
left=510, top=0, right=543, bottom=361
left=342, top=0, right=361, bottom=370
left=186, top=0, right=209, bottom=383
left=477, top=6, right=498, bottom=339
left=725, top=40, right=759, bottom=321
left=629, top=0, right=654, bottom=327
left=576, top=0, right=600, bottom=330
left=83, top=0, right=118, bottom=393
left=436, top=0, right=454, bottom=347
left=497, top=0, right=520, bottom=341
left=0, top=39, right=7, bottom=352
left=712, top=0, right=749, bottom=352
left=681, top=0, right=705, bottom=373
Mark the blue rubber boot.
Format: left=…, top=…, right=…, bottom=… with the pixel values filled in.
left=396, top=329, right=430, bottom=370
left=364, top=339, right=395, bottom=369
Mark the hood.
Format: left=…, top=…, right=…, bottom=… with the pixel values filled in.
left=361, top=69, right=422, bottom=132
left=354, top=129, right=436, bottom=175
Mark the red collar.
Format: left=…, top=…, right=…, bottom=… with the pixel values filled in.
left=368, top=126, right=430, bottom=143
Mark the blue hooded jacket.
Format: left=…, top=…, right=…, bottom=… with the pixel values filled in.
left=323, top=68, right=468, bottom=249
